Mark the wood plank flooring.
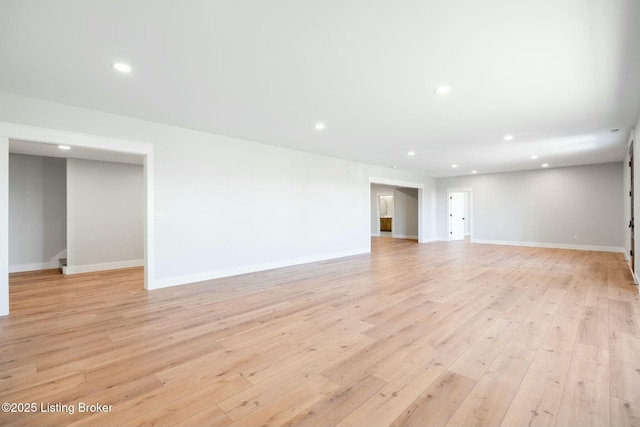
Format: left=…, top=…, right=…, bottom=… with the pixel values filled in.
left=1, top=238, right=639, bottom=426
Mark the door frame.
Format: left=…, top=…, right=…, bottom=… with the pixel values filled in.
left=0, top=122, right=155, bottom=316
left=447, top=187, right=473, bottom=242
left=630, top=141, right=636, bottom=283
left=448, top=191, right=465, bottom=241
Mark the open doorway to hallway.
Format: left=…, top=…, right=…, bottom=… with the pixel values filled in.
left=1, top=123, right=154, bottom=317
left=371, top=183, right=419, bottom=241
left=8, top=141, right=145, bottom=276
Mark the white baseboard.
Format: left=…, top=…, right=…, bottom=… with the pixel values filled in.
left=371, top=232, right=381, bottom=237
left=392, top=234, right=418, bottom=240
left=9, top=261, right=58, bottom=273
left=471, top=239, right=625, bottom=253
left=9, top=247, right=69, bottom=273
left=423, top=237, right=453, bottom=243
left=151, top=248, right=370, bottom=290
left=65, top=259, right=144, bottom=275
left=624, top=252, right=639, bottom=285
left=420, top=237, right=439, bottom=243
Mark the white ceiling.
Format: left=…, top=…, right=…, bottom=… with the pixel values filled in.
left=1, top=0, right=639, bottom=177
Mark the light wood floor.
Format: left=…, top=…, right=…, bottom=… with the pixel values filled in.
left=1, top=238, right=640, bottom=426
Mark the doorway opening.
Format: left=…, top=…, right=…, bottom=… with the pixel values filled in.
left=1, top=122, right=154, bottom=316
left=447, top=188, right=473, bottom=241
left=370, top=180, right=421, bottom=243
left=378, top=194, right=394, bottom=237
left=8, top=148, right=145, bottom=276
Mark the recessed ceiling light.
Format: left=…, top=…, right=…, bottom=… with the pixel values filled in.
left=504, top=135, right=514, bottom=141
left=452, top=164, right=458, bottom=168
left=531, top=155, right=538, bottom=159
left=542, top=163, right=549, bottom=168
left=58, top=145, right=71, bottom=150
left=392, top=165, right=397, bottom=169
left=408, top=151, right=415, bottom=156
left=435, top=86, right=450, bottom=95
left=314, top=123, right=325, bottom=130
left=113, top=62, right=132, bottom=73
left=472, top=170, right=477, bottom=174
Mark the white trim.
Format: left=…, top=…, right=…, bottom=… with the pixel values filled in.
left=65, top=259, right=144, bottom=275
left=9, top=262, right=58, bottom=273
left=0, top=137, right=8, bottom=316
left=627, top=133, right=636, bottom=285
left=624, top=251, right=639, bottom=285
left=392, top=234, right=419, bottom=240
left=1, top=122, right=154, bottom=315
left=152, top=248, right=369, bottom=290
left=420, top=237, right=441, bottom=243
left=371, top=232, right=381, bottom=237
left=471, top=238, right=624, bottom=253
left=369, top=177, right=425, bottom=190
left=0, top=122, right=152, bottom=155
left=143, top=154, right=155, bottom=290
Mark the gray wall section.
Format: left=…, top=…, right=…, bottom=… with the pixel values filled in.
left=67, top=158, right=144, bottom=267
left=394, top=188, right=418, bottom=238
left=9, top=154, right=66, bottom=267
left=437, top=162, right=624, bottom=248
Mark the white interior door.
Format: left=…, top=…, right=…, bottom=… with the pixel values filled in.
left=449, top=192, right=465, bottom=240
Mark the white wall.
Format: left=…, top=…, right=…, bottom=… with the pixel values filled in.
left=9, top=154, right=66, bottom=272
left=393, top=188, right=418, bottom=239
left=437, top=162, right=624, bottom=251
left=66, top=158, right=144, bottom=273
left=0, top=92, right=436, bottom=291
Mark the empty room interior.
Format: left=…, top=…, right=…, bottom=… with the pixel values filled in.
left=1, top=1, right=640, bottom=426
